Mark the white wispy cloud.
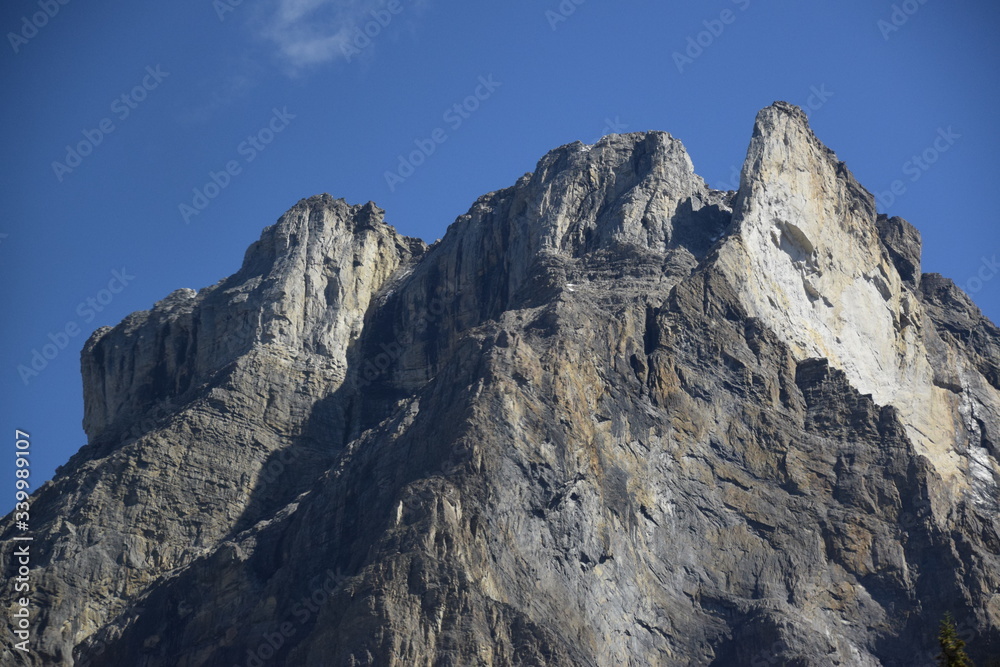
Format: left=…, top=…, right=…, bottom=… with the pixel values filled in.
left=259, top=0, right=402, bottom=70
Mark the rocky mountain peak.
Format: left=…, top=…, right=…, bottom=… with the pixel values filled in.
left=521, top=129, right=723, bottom=256
left=81, top=195, right=425, bottom=444
left=3, top=104, right=998, bottom=667
left=715, top=102, right=992, bottom=494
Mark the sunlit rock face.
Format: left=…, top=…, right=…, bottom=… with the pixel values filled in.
left=716, top=102, right=1000, bottom=499
left=2, top=103, right=998, bottom=667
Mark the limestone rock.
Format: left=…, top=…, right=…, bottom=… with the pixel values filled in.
left=1, top=104, right=998, bottom=666
left=876, top=214, right=922, bottom=287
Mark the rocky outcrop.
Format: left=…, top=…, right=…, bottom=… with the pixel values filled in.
left=876, top=214, right=922, bottom=287
left=2, top=104, right=998, bottom=666
left=2, top=198, right=425, bottom=664
left=715, top=102, right=996, bottom=499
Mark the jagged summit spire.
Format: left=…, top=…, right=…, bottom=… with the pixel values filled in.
left=716, top=99, right=983, bottom=487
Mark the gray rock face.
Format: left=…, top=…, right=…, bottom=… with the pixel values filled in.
left=876, top=214, right=922, bottom=287
left=2, top=104, right=999, bottom=666
left=2, top=198, right=425, bottom=665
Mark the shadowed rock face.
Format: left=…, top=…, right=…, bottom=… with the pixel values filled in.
left=2, top=104, right=998, bottom=666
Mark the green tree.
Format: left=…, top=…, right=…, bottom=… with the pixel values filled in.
left=938, top=613, right=974, bottom=667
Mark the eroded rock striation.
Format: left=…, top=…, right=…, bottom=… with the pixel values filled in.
left=2, top=102, right=998, bottom=666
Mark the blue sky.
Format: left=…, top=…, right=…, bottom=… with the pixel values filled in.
left=2, top=0, right=999, bottom=504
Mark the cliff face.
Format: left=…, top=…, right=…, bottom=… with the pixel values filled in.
left=2, top=103, right=998, bottom=666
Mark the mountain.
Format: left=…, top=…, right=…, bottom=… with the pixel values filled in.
left=3, top=102, right=999, bottom=666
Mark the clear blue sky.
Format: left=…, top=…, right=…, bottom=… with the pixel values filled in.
left=2, top=0, right=999, bottom=505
